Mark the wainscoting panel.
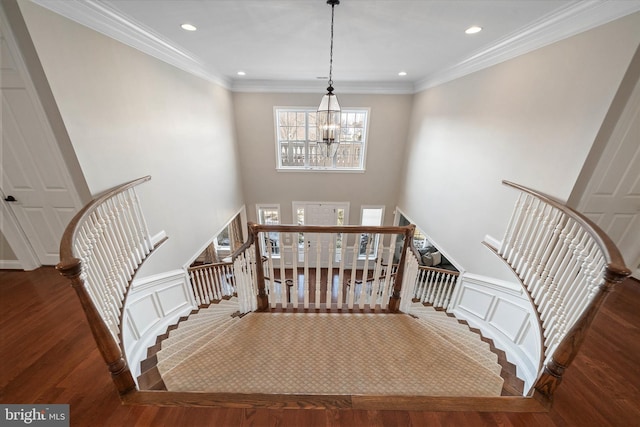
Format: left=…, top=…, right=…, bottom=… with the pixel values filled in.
left=122, top=269, right=196, bottom=379
left=456, top=286, right=495, bottom=320
left=451, top=273, right=541, bottom=392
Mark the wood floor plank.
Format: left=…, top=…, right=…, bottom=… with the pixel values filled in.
left=1, top=267, right=639, bottom=426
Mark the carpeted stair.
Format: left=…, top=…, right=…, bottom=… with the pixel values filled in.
left=138, top=298, right=523, bottom=396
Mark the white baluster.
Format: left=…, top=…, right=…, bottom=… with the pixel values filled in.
left=279, top=232, right=287, bottom=307
left=380, top=238, right=396, bottom=309
left=291, top=240, right=299, bottom=309
left=265, top=232, right=277, bottom=308
left=326, top=235, right=335, bottom=309
left=348, top=243, right=359, bottom=309
left=315, top=234, right=322, bottom=308
left=359, top=235, right=373, bottom=309
left=336, top=237, right=346, bottom=309
left=500, top=193, right=525, bottom=257
left=189, top=270, right=201, bottom=305
left=370, top=238, right=385, bottom=308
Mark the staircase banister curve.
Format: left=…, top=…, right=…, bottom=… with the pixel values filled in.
left=58, top=175, right=152, bottom=262
left=501, top=180, right=629, bottom=273
left=498, top=180, right=631, bottom=404
left=56, top=175, right=164, bottom=398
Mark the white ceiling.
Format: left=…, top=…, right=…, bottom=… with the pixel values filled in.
left=33, top=0, right=640, bottom=94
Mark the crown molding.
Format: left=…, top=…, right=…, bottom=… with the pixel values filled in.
left=31, top=0, right=231, bottom=89
left=31, top=0, right=640, bottom=95
left=231, top=79, right=416, bottom=95
left=415, top=0, right=640, bottom=92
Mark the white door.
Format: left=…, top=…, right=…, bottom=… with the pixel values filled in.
left=575, top=76, right=640, bottom=279
left=294, top=202, right=347, bottom=267
left=1, top=19, right=83, bottom=266
left=305, top=204, right=338, bottom=267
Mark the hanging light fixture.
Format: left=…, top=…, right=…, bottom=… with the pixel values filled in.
left=317, top=0, right=341, bottom=159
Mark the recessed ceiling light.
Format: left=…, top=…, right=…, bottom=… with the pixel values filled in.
left=465, top=26, right=482, bottom=34
left=398, top=71, right=407, bottom=76
left=181, top=23, right=197, bottom=31
left=237, top=71, right=246, bottom=76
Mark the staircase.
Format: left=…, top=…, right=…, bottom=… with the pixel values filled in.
left=56, top=177, right=630, bottom=411
left=137, top=299, right=523, bottom=397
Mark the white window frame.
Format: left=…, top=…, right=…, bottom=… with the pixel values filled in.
left=359, top=206, right=385, bottom=259
left=256, top=204, right=281, bottom=258
left=274, top=107, right=369, bottom=172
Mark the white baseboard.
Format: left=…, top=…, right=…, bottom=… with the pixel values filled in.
left=0, top=259, right=24, bottom=270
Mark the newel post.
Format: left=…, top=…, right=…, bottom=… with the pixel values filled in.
left=388, top=225, right=415, bottom=313
left=533, top=264, right=630, bottom=401
left=56, top=258, right=136, bottom=396
left=249, top=223, right=269, bottom=311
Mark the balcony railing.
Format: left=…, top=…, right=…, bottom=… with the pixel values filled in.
left=487, top=180, right=631, bottom=402
left=57, top=176, right=630, bottom=410
left=57, top=176, right=165, bottom=397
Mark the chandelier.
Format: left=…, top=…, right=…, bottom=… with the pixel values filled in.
left=317, top=0, right=341, bottom=159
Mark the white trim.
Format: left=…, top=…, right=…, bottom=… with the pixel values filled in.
left=32, top=0, right=231, bottom=89
left=232, top=79, right=416, bottom=95
left=414, top=0, right=640, bottom=92
left=150, top=230, right=167, bottom=247
left=32, top=0, right=640, bottom=94
left=450, top=272, right=541, bottom=393
left=256, top=203, right=282, bottom=258
left=274, top=107, right=370, bottom=172
left=124, top=269, right=196, bottom=379
left=0, top=260, right=24, bottom=270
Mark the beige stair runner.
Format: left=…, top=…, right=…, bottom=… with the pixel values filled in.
left=156, top=299, right=504, bottom=396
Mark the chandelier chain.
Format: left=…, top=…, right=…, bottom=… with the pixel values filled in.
left=328, top=2, right=336, bottom=87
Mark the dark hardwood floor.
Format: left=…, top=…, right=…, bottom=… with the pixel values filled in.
left=1, top=267, right=639, bottom=426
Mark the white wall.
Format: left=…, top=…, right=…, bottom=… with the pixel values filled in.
left=399, top=12, right=640, bottom=281
left=233, top=92, right=413, bottom=226
left=18, top=0, right=245, bottom=276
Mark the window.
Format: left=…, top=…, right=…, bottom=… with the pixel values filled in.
left=413, top=228, right=429, bottom=250
left=256, top=204, right=281, bottom=256
left=359, top=206, right=384, bottom=258
left=275, top=108, right=368, bottom=171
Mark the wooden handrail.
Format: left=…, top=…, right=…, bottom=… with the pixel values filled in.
left=242, top=222, right=417, bottom=312
left=495, top=180, right=631, bottom=404
left=417, top=265, right=461, bottom=276
left=58, top=176, right=151, bottom=262
left=56, top=176, right=163, bottom=397
left=501, top=180, right=628, bottom=272
left=188, top=261, right=233, bottom=272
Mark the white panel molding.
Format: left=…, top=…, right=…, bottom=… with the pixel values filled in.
left=487, top=298, right=530, bottom=343
left=451, top=273, right=541, bottom=392
left=123, top=269, right=196, bottom=379
left=456, top=286, right=495, bottom=321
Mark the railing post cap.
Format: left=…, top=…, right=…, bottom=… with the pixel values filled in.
left=56, top=258, right=82, bottom=277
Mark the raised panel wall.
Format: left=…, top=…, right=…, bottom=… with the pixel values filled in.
left=122, top=269, right=195, bottom=379
left=451, top=273, right=542, bottom=392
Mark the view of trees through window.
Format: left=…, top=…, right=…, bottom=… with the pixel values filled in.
left=275, top=108, right=368, bottom=170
